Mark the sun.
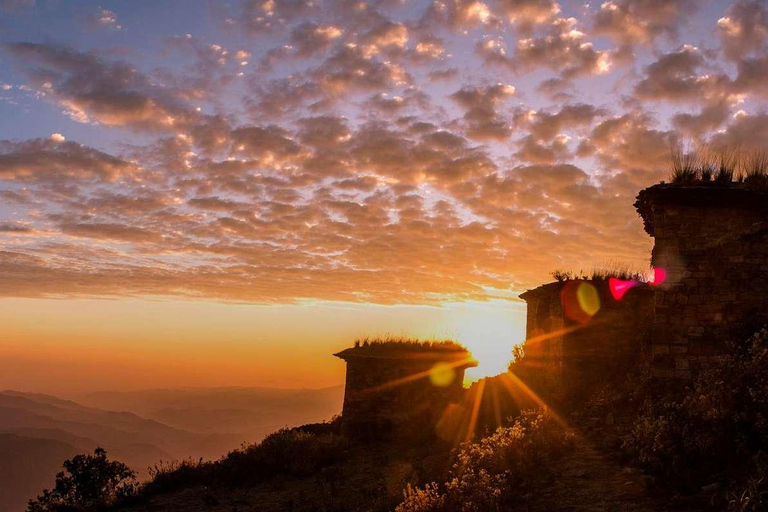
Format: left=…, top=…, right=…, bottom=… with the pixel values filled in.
left=446, top=299, right=527, bottom=382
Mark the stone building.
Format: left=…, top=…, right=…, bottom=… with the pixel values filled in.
left=635, top=184, right=768, bottom=378
left=334, top=342, right=476, bottom=439
left=519, top=279, right=654, bottom=391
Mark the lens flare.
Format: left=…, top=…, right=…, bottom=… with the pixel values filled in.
left=561, top=281, right=600, bottom=323
left=650, top=267, right=667, bottom=285
left=429, top=362, right=456, bottom=387
left=609, top=277, right=637, bottom=300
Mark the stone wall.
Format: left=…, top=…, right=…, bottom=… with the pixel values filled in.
left=335, top=351, right=473, bottom=440
left=636, top=185, right=768, bottom=378
left=520, top=280, right=654, bottom=393
left=520, top=282, right=565, bottom=383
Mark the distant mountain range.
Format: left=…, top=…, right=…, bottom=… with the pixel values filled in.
left=0, top=386, right=343, bottom=512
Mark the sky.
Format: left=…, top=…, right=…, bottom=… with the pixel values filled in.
left=0, top=0, right=767, bottom=394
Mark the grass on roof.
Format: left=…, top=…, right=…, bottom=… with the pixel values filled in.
left=669, top=144, right=768, bottom=189
left=348, top=336, right=468, bottom=353
left=550, top=264, right=647, bottom=283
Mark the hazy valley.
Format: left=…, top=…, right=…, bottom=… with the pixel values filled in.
left=0, top=387, right=343, bottom=512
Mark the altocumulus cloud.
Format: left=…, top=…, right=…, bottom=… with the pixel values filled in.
left=0, top=0, right=767, bottom=304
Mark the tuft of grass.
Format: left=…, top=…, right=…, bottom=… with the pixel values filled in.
left=668, top=144, right=768, bottom=189
left=715, top=146, right=739, bottom=183
left=742, top=150, right=768, bottom=188
left=670, top=143, right=702, bottom=184
left=550, top=263, right=646, bottom=283
left=349, top=336, right=468, bottom=353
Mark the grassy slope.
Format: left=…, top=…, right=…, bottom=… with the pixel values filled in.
left=115, top=441, right=451, bottom=512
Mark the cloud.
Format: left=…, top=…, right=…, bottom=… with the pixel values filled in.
left=85, top=7, right=123, bottom=30
left=419, top=0, right=497, bottom=30
left=634, top=45, right=730, bottom=102
left=515, top=134, right=571, bottom=163
left=248, top=78, right=325, bottom=119
left=525, top=103, right=606, bottom=141
left=3, top=0, right=767, bottom=306
left=671, top=100, right=732, bottom=138
left=311, top=45, right=412, bottom=95
left=492, top=0, right=561, bottom=32
left=413, top=35, right=446, bottom=60
left=360, top=20, right=409, bottom=56
left=428, top=68, right=459, bottom=81
left=363, top=89, right=432, bottom=116
left=708, top=112, right=768, bottom=150
left=0, top=138, right=139, bottom=183
left=59, top=222, right=163, bottom=243
left=512, top=17, right=612, bottom=89
left=222, top=0, right=319, bottom=34
left=718, top=0, right=768, bottom=61
left=289, top=23, right=344, bottom=56
left=592, top=0, right=699, bottom=53
left=582, top=111, right=675, bottom=174
left=732, top=55, right=768, bottom=99
left=0, top=222, right=34, bottom=233
left=450, top=83, right=516, bottom=140
left=3, top=43, right=198, bottom=132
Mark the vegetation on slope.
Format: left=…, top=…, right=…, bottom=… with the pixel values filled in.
left=622, top=328, right=768, bottom=510
left=27, top=448, right=137, bottom=512
left=397, top=411, right=573, bottom=512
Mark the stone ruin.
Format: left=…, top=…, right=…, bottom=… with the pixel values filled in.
left=636, top=184, right=768, bottom=378
left=334, top=341, right=476, bottom=440
left=520, top=182, right=768, bottom=385
left=520, top=279, right=654, bottom=393
left=334, top=183, right=768, bottom=439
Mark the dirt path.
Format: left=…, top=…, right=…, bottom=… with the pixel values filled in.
left=521, top=433, right=668, bottom=512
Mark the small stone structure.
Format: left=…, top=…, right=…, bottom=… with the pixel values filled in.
left=520, top=280, right=654, bottom=391
left=635, top=184, right=768, bottom=378
left=334, top=342, right=476, bottom=439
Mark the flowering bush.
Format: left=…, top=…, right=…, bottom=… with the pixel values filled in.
left=397, top=411, right=573, bottom=512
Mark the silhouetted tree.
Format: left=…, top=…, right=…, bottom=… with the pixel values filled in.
left=27, top=448, right=137, bottom=512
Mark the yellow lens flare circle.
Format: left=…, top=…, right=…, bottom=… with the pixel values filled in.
left=429, top=362, right=456, bottom=387
left=561, top=280, right=601, bottom=323
left=577, top=281, right=600, bottom=317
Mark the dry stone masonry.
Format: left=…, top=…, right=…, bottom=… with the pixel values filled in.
left=334, top=345, right=476, bottom=440
left=635, top=184, right=768, bottom=378
left=520, top=183, right=768, bottom=384
left=520, top=280, right=654, bottom=392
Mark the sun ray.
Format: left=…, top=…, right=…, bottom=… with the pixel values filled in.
left=464, top=378, right=486, bottom=442
left=356, top=356, right=478, bottom=396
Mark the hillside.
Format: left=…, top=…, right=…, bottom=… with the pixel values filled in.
left=0, top=433, right=80, bottom=512
left=78, top=386, right=344, bottom=435
left=0, top=388, right=343, bottom=512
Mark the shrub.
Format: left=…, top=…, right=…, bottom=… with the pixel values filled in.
left=218, top=428, right=348, bottom=486
left=728, top=453, right=768, bottom=512
left=623, top=328, right=768, bottom=492
left=140, top=458, right=214, bottom=497
left=27, top=448, right=137, bottom=512
left=116, top=423, right=347, bottom=506
left=396, top=411, right=573, bottom=512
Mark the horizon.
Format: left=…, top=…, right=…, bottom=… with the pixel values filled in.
left=1, top=0, right=766, bottom=395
